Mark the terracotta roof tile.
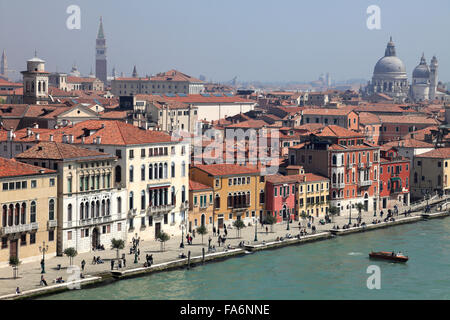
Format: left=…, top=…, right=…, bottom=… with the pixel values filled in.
left=0, top=157, right=55, bottom=178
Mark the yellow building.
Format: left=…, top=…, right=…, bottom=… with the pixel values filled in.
left=0, top=157, right=58, bottom=266
left=296, top=173, right=330, bottom=218
left=190, top=164, right=265, bottom=229
left=188, top=180, right=214, bottom=232
left=411, top=148, right=450, bottom=199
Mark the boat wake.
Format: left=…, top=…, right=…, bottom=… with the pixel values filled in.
left=348, top=252, right=363, bottom=256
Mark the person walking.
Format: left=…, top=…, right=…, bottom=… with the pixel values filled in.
left=111, top=259, right=115, bottom=270
left=123, top=257, right=126, bottom=268
left=265, top=226, right=268, bottom=235
left=218, top=235, right=222, bottom=247
left=40, top=275, right=48, bottom=286
left=208, top=236, right=212, bottom=249
left=224, top=228, right=228, bottom=237
left=213, top=226, right=216, bottom=236
left=193, top=229, right=196, bottom=238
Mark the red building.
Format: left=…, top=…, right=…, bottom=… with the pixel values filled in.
left=379, top=147, right=410, bottom=210
left=265, top=175, right=298, bottom=222
left=288, top=125, right=380, bottom=216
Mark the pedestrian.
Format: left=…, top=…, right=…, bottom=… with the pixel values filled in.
left=208, top=236, right=212, bottom=249
left=218, top=228, right=220, bottom=236
left=265, top=226, right=268, bottom=234
left=218, top=235, right=222, bottom=247
left=213, top=226, right=216, bottom=236
left=81, top=259, right=86, bottom=271
left=111, top=259, right=115, bottom=270
left=40, top=275, right=48, bottom=286
left=92, top=256, right=96, bottom=265
left=224, top=228, right=228, bottom=237
left=193, top=229, right=196, bottom=238
left=123, top=257, right=126, bottom=268
left=16, top=287, right=20, bottom=294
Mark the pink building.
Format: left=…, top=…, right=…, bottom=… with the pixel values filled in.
left=265, top=175, right=298, bottom=223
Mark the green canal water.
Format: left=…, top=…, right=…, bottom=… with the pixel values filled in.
left=41, top=218, right=450, bottom=300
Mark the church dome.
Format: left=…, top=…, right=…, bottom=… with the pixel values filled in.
left=412, top=54, right=430, bottom=79
left=374, top=56, right=406, bottom=74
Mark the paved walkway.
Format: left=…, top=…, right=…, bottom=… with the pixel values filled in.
left=0, top=196, right=447, bottom=298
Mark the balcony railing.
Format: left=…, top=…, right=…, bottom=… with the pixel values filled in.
left=0, top=222, right=39, bottom=235
left=331, top=183, right=345, bottom=189
left=358, top=180, right=372, bottom=187
left=47, top=220, right=57, bottom=228
left=180, top=201, right=189, bottom=210
left=147, top=204, right=175, bottom=215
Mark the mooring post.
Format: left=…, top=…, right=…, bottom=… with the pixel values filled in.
left=187, top=251, right=191, bottom=270
left=202, top=247, right=205, bottom=264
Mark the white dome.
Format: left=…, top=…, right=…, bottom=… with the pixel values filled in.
left=412, top=55, right=430, bottom=79
left=374, top=56, right=406, bottom=74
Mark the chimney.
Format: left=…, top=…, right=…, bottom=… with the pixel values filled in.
left=96, top=136, right=102, bottom=144
left=35, top=133, right=40, bottom=141
left=69, top=134, right=74, bottom=143
left=26, top=127, right=32, bottom=137
left=81, top=136, right=85, bottom=144
left=49, top=134, right=54, bottom=142
left=33, top=123, right=39, bottom=129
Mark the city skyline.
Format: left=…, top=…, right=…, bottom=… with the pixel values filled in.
left=0, top=0, right=449, bottom=83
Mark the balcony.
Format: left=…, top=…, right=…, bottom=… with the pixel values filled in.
left=231, top=204, right=250, bottom=212
left=115, top=182, right=126, bottom=190
left=358, top=180, right=373, bottom=187
left=47, top=220, right=57, bottom=228
left=147, top=204, right=175, bottom=215
left=347, top=163, right=353, bottom=169
left=331, top=182, right=345, bottom=189
left=0, top=222, right=39, bottom=235
left=128, top=208, right=137, bottom=217
left=180, top=200, right=189, bottom=210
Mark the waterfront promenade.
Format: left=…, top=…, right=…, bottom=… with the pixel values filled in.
left=1, top=195, right=448, bottom=299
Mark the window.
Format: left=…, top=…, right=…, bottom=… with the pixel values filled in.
left=49, top=230, right=55, bottom=241
left=141, top=165, right=145, bottom=181
left=49, top=178, right=55, bottom=186
left=49, top=199, right=55, bottom=220
left=129, top=165, right=134, bottom=182
left=129, top=192, right=134, bottom=210
left=129, top=149, right=134, bottom=159
left=171, top=162, right=175, bottom=178
left=67, top=204, right=72, bottom=221
left=30, top=233, right=36, bottom=244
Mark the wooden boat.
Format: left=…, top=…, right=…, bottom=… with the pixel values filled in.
left=369, top=251, right=408, bottom=262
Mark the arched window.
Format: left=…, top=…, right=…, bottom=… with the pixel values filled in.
left=67, top=204, right=72, bottom=221
left=141, top=165, right=145, bottom=181
left=106, top=199, right=110, bottom=215
left=215, top=194, right=220, bottom=208
left=171, top=162, right=175, bottom=178
left=80, top=203, right=84, bottom=220
left=101, top=199, right=106, bottom=216
left=181, top=186, right=186, bottom=203
left=141, top=190, right=146, bottom=210
left=129, top=165, right=134, bottom=182
left=2, top=205, right=7, bottom=227
left=227, top=193, right=232, bottom=207
left=332, top=191, right=336, bottom=199
left=115, top=165, right=122, bottom=183
left=117, top=197, right=122, bottom=214
left=14, top=203, right=20, bottom=225
left=149, top=164, right=153, bottom=179
left=154, top=163, right=158, bottom=179
left=171, top=187, right=175, bottom=205
left=164, top=163, right=168, bottom=178
left=96, top=200, right=100, bottom=217
left=260, top=190, right=265, bottom=204
left=38, top=81, right=41, bottom=92
left=159, top=163, right=163, bottom=179
left=181, top=161, right=186, bottom=177
left=49, top=199, right=55, bottom=221
left=21, top=203, right=26, bottom=224
left=8, top=204, right=13, bottom=226
left=332, top=173, right=337, bottom=183
left=332, top=155, right=337, bottom=165
left=29, top=201, right=36, bottom=223
left=129, top=191, right=134, bottom=210
left=91, top=201, right=95, bottom=219
left=85, top=202, right=90, bottom=219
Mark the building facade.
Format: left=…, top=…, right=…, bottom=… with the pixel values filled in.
left=0, top=157, right=57, bottom=266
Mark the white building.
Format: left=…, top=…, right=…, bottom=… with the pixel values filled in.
left=15, top=141, right=127, bottom=254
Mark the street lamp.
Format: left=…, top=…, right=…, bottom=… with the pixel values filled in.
left=180, top=221, right=185, bottom=248
left=39, top=241, right=49, bottom=274
left=348, top=202, right=352, bottom=225
left=254, top=218, right=258, bottom=242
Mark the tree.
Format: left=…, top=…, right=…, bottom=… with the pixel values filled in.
left=265, top=213, right=277, bottom=232
left=356, top=203, right=365, bottom=220
left=9, top=256, right=21, bottom=279
left=63, top=247, right=78, bottom=266
left=157, top=232, right=170, bottom=252
left=111, top=238, right=125, bottom=260
left=233, top=219, right=246, bottom=238
left=196, top=225, right=208, bottom=245
left=329, top=206, right=340, bottom=222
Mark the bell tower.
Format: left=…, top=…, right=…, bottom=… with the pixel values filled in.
left=429, top=55, right=438, bottom=101
left=21, top=52, right=49, bottom=105
left=95, top=16, right=107, bottom=84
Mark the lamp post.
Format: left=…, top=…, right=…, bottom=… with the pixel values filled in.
left=254, top=218, right=258, bottom=242
left=180, top=218, right=185, bottom=248
left=39, top=241, right=48, bottom=274
left=348, top=201, right=352, bottom=225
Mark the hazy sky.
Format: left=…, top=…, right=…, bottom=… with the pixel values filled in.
left=1, top=0, right=449, bottom=83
